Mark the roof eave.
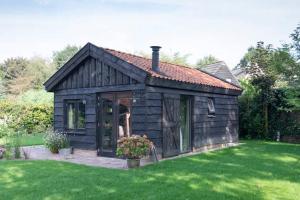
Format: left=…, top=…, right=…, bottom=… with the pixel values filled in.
left=146, top=76, right=242, bottom=96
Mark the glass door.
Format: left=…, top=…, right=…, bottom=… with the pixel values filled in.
left=99, top=93, right=116, bottom=157
left=97, top=92, right=132, bottom=157
left=180, top=95, right=191, bottom=153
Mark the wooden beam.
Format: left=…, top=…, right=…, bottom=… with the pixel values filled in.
left=146, top=77, right=241, bottom=96
left=55, top=83, right=145, bottom=95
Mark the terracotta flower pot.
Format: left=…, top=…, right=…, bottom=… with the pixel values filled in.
left=127, top=158, right=140, bottom=168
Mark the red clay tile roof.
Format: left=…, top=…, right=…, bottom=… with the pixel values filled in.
left=105, top=48, right=241, bottom=91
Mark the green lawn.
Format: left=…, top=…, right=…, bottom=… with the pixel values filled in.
left=0, top=133, right=44, bottom=146
left=0, top=141, right=299, bottom=200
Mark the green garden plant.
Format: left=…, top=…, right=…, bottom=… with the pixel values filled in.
left=43, top=131, right=69, bottom=154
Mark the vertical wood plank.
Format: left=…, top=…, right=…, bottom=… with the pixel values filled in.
left=90, top=58, right=96, bottom=87
left=122, top=74, right=130, bottom=85
left=116, top=71, right=123, bottom=85
left=111, top=67, right=116, bottom=85
left=78, top=64, right=83, bottom=88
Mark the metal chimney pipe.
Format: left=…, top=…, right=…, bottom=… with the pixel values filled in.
left=150, top=46, right=161, bottom=72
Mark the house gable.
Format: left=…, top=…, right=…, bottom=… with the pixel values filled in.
left=54, top=56, right=140, bottom=91
left=44, top=43, right=147, bottom=92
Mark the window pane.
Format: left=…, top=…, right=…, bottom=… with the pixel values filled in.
left=208, top=98, right=215, bottom=114
left=78, top=102, right=85, bottom=129
left=102, top=95, right=114, bottom=151
left=67, top=103, right=76, bottom=129
left=180, top=96, right=190, bottom=153
left=118, top=98, right=132, bottom=138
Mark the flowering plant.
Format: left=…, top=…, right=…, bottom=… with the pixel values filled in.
left=116, top=135, right=152, bottom=159
left=43, top=131, right=69, bottom=154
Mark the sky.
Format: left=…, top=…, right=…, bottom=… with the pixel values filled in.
left=0, top=0, right=300, bottom=68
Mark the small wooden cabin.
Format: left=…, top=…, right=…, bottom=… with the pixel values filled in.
left=44, top=43, right=242, bottom=158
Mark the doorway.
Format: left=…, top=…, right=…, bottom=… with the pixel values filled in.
left=162, top=94, right=192, bottom=157
left=96, top=92, right=132, bottom=157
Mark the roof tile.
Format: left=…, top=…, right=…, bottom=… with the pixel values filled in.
left=105, top=48, right=241, bottom=91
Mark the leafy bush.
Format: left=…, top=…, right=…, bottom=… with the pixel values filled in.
left=239, top=79, right=300, bottom=139
left=0, top=125, right=14, bottom=139
left=116, top=135, right=152, bottom=159
left=17, top=89, right=53, bottom=105
left=44, top=131, right=69, bottom=154
left=0, top=100, right=53, bottom=134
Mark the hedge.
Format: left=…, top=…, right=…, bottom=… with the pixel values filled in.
left=0, top=100, right=53, bottom=134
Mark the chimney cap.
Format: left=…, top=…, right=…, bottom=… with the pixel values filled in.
left=150, top=46, right=161, bottom=51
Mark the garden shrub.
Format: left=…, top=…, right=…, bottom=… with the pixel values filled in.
left=239, top=80, right=300, bottom=139
left=43, top=130, right=69, bottom=153
left=0, top=125, right=14, bottom=139
left=0, top=100, right=53, bottom=134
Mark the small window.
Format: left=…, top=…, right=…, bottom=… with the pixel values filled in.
left=65, top=100, right=86, bottom=130
left=207, top=97, right=215, bottom=115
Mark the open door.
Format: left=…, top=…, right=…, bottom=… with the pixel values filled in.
left=162, top=94, right=181, bottom=157
left=96, top=92, right=132, bottom=157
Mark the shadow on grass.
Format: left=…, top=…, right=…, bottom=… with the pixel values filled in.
left=0, top=141, right=299, bottom=200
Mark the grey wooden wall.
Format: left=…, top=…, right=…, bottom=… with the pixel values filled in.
left=131, top=90, right=163, bottom=154
left=143, top=86, right=239, bottom=155
left=54, top=93, right=97, bottom=149
left=193, top=93, right=239, bottom=148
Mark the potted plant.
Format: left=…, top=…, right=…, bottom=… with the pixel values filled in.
left=116, top=135, right=152, bottom=168
left=44, top=131, right=68, bottom=154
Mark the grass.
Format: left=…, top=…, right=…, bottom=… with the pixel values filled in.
left=0, top=140, right=299, bottom=200
left=0, top=133, right=44, bottom=146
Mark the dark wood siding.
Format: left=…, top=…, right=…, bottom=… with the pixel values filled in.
left=145, top=86, right=239, bottom=154
left=131, top=90, right=163, bottom=154
left=54, top=93, right=97, bottom=149
left=54, top=57, right=139, bottom=91
left=193, top=94, right=239, bottom=148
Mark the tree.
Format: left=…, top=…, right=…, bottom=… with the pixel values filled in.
left=52, top=45, right=80, bottom=69
left=196, top=55, right=218, bottom=69
left=238, top=42, right=276, bottom=138
left=26, top=56, right=55, bottom=89
left=0, top=57, right=30, bottom=95
left=160, top=52, right=191, bottom=66
left=0, top=57, right=29, bottom=81
left=0, top=56, right=55, bottom=96
left=138, top=51, right=191, bottom=66
left=290, top=23, right=300, bottom=60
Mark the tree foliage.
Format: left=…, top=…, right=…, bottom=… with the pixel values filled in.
left=290, top=23, right=300, bottom=60
left=196, top=55, right=219, bottom=69
left=138, top=51, right=191, bottom=66
left=238, top=25, right=300, bottom=139
left=52, top=45, right=80, bottom=69
left=0, top=56, right=55, bottom=95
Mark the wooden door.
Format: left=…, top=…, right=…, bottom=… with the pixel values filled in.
left=162, top=94, right=181, bottom=157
